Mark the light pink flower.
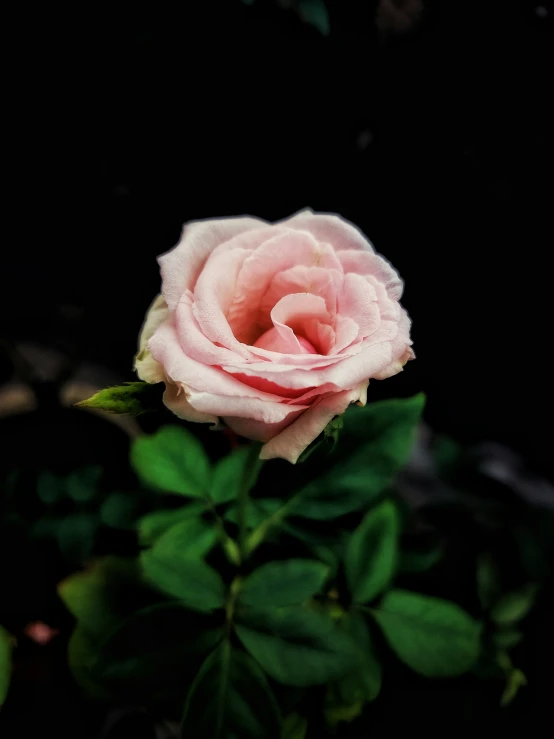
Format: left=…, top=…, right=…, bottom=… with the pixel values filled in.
left=136, top=210, right=413, bottom=463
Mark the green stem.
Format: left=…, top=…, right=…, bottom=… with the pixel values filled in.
left=237, top=442, right=262, bottom=563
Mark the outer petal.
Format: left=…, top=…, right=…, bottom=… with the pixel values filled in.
left=149, top=321, right=283, bottom=402
left=223, top=411, right=304, bottom=443
left=159, top=215, right=266, bottom=310
left=162, top=382, right=218, bottom=424
left=259, top=381, right=369, bottom=463
left=281, top=209, right=376, bottom=253
left=135, top=294, right=169, bottom=383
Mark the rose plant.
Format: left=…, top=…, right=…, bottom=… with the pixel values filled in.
left=67, top=212, right=489, bottom=737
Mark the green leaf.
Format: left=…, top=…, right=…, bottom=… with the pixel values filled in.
left=281, top=713, right=307, bottom=739
left=100, top=492, right=139, bottom=529
left=239, top=560, right=329, bottom=608
left=141, top=529, right=225, bottom=611
left=131, top=426, right=211, bottom=497
left=225, top=498, right=283, bottom=528
left=91, top=604, right=222, bottom=702
left=148, top=516, right=219, bottom=559
left=0, top=625, right=12, bottom=707
left=138, top=502, right=206, bottom=546
left=235, top=606, right=357, bottom=686
left=344, top=499, right=399, bottom=604
left=371, top=589, right=481, bottom=677
left=76, top=381, right=163, bottom=416
left=211, top=446, right=263, bottom=505
left=58, top=557, right=153, bottom=636
left=476, top=553, right=501, bottom=611
left=501, top=666, right=527, bottom=707
left=399, top=545, right=443, bottom=574
left=338, top=612, right=381, bottom=703
left=493, top=628, right=523, bottom=650
left=57, top=513, right=97, bottom=561
left=37, top=471, right=65, bottom=505
left=297, top=0, right=330, bottom=36
left=67, top=626, right=110, bottom=699
left=66, top=465, right=103, bottom=502
left=432, top=434, right=463, bottom=477
left=293, top=395, right=425, bottom=520
left=491, top=584, right=538, bottom=626
left=181, top=641, right=280, bottom=739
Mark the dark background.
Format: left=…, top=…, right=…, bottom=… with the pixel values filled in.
left=1, top=2, right=553, bottom=734
left=4, top=0, right=553, bottom=467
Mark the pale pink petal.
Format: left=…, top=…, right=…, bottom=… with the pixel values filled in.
left=258, top=266, right=342, bottom=329
left=259, top=381, right=370, bottom=463
left=332, top=316, right=361, bottom=354
left=187, top=391, right=307, bottom=424
left=176, top=299, right=248, bottom=365
left=253, top=326, right=317, bottom=355
left=338, top=273, right=381, bottom=339
left=149, top=321, right=282, bottom=402
left=281, top=209, right=376, bottom=253
left=135, top=294, right=169, bottom=383
left=163, top=382, right=218, bottom=424
left=226, top=230, right=342, bottom=342
left=270, top=293, right=331, bottom=353
left=224, top=411, right=304, bottom=443
left=339, top=250, right=404, bottom=300
left=159, top=216, right=266, bottom=310
left=373, top=309, right=414, bottom=379
left=192, top=248, right=253, bottom=358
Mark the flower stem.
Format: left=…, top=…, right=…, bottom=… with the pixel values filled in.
left=237, top=442, right=262, bottom=563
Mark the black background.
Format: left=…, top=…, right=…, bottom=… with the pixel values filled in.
left=4, top=0, right=553, bottom=474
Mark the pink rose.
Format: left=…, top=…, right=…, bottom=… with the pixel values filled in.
left=136, top=210, right=413, bottom=463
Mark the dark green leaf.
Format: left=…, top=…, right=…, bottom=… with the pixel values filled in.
left=293, top=395, right=425, bottom=520
left=211, top=446, right=263, bottom=505
left=131, top=426, right=211, bottom=497
left=281, top=713, right=307, bottom=739
left=477, top=554, right=501, bottom=611
left=148, top=516, right=219, bottom=559
left=432, top=434, right=462, bottom=477
left=37, top=471, right=65, bottom=505
left=57, top=513, right=97, bottom=561
left=344, top=500, right=399, bottom=604
left=235, top=606, right=357, bottom=686
left=58, top=557, right=153, bottom=636
left=399, top=545, right=443, bottom=574
left=181, top=641, right=280, bottom=739
left=141, top=530, right=225, bottom=611
left=91, top=604, right=222, bottom=701
left=138, top=503, right=206, bottom=547
left=0, top=626, right=12, bottom=706
left=239, top=560, right=329, bottom=608
left=371, top=589, right=481, bottom=677
left=336, top=612, right=381, bottom=703
left=225, top=499, right=283, bottom=528
left=66, top=466, right=103, bottom=502
left=493, top=628, right=523, bottom=650
left=100, top=492, right=139, bottom=529
left=76, top=382, right=163, bottom=416
left=491, top=584, right=538, bottom=625
left=67, top=627, right=110, bottom=699
left=297, top=0, right=330, bottom=36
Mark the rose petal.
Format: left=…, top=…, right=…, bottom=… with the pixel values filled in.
left=149, top=321, right=283, bottom=402
left=259, top=381, right=369, bottom=463
left=339, top=250, right=404, bottom=300
left=159, top=216, right=267, bottom=310
left=163, top=382, right=218, bottom=424
left=226, top=230, right=342, bottom=342
left=187, top=391, right=308, bottom=424
left=281, top=209, right=376, bottom=253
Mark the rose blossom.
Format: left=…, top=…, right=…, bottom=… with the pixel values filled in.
left=135, top=209, right=413, bottom=463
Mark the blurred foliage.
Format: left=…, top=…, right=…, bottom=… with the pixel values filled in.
left=1, top=390, right=552, bottom=735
